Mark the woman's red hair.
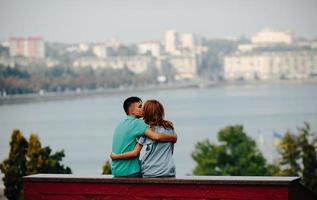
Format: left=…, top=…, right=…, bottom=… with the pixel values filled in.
left=143, top=100, right=174, bottom=130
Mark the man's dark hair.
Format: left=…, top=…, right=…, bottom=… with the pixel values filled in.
left=123, top=96, right=142, bottom=115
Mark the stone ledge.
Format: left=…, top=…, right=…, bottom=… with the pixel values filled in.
left=23, top=174, right=300, bottom=185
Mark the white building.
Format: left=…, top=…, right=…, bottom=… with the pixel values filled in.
left=168, top=53, right=198, bottom=79
left=224, top=51, right=317, bottom=80
left=73, top=56, right=154, bottom=74
left=79, top=43, right=90, bottom=52
left=93, top=44, right=110, bottom=58
left=1, top=41, right=10, bottom=48
left=237, top=44, right=256, bottom=52
left=165, top=30, right=178, bottom=53
left=138, top=41, right=161, bottom=57
left=312, top=41, right=317, bottom=50
left=251, top=29, right=293, bottom=45
left=180, top=33, right=195, bottom=49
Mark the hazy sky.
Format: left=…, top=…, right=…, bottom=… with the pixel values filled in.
left=1, top=0, right=316, bottom=43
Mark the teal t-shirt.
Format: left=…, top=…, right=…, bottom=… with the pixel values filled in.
left=111, top=115, right=149, bottom=177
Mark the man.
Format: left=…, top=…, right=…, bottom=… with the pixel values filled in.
left=111, top=96, right=177, bottom=177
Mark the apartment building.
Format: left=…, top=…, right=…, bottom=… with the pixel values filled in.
left=9, top=37, right=45, bottom=58
left=224, top=51, right=317, bottom=80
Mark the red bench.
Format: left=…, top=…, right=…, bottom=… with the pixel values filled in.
left=23, top=174, right=315, bottom=200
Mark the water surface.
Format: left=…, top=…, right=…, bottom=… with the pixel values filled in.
left=1, top=83, right=317, bottom=178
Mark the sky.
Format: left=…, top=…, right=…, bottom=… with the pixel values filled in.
left=0, top=0, right=317, bottom=43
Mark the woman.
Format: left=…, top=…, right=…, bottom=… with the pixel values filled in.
left=111, top=99, right=176, bottom=177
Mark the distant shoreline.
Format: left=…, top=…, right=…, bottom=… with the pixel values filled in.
left=0, top=79, right=316, bottom=106
left=0, top=82, right=201, bottom=105
left=221, top=78, right=317, bottom=87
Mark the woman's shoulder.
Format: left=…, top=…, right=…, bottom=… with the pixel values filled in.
left=155, top=126, right=174, bottom=134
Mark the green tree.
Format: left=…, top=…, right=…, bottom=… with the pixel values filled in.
left=0, top=44, right=9, bottom=57
left=0, top=129, right=28, bottom=200
left=277, top=123, right=317, bottom=194
left=27, top=134, right=72, bottom=174
left=0, top=65, right=30, bottom=79
left=277, top=131, right=301, bottom=176
left=200, top=39, right=239, bottom=78
left=102, top=160, right=112, bottom=175
left=0, top=130, right=72, bottom=200
left=299, top=123, right=317, bottom=194
left=192, top=125, right=271, bottom=176
left=117, top=45, right=138, bottom=56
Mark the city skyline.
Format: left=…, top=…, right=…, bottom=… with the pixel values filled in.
left=1, top=0, right=317, bottom=43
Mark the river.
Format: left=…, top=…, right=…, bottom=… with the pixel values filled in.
left=1, top=82, right=317, bottom=181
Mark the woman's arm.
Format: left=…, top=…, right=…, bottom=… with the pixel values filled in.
left=110, top=143, right=143, bottom=160
left=144, top=128, right=177, bottom=143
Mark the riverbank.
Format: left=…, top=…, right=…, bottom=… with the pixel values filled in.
left=223, top=78, right=317, bottom=86
left=0, top=82, right=201, bottom=105
left=1, top=79, right=316, bottom=105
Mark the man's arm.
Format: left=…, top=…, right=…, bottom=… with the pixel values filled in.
left=110, top=143, right=142, bottom=160
left=144, top=128, right=177, bottom=143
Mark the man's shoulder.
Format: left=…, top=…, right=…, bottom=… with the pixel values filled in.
left=114, top=118, right=127, bottom=129
left=116, top=116, right=139, bottom=126
left=128, top=116, right=147, bottom=125
left=115, top=116, right=148, bottom=131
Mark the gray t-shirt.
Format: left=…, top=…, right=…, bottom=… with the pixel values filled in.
left=137, top=126, right=176, bottom=177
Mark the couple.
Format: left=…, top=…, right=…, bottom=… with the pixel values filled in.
left=110, top=96, right=177, bottom=178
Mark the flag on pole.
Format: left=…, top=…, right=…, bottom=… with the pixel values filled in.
left=273, top=131, right=283, bottom=147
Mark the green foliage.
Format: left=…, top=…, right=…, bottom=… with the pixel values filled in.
left=117, top=45, right=138, bottom=56
left=0, top=129, right=28, bottom=200
left=27, top=134, right=72, bottom=174
left=0, top=65, right=30, bottom=79
left=102, top=160, right=112, bottom=175
left=277, top=122, right=317, bottom=194
left=277, top=131, right=301, bottom=176
left=192, top=125, right=271, bottom=176
left=0, top=130, right=71, bottom=200
left=199, top=39, right=239, bottom=78
left=0, top=64, right=158, bottom=95
left=0, top=65, right=33, bottom=94
left=0, top=44, right=9, bottom=57
left=204, top=39, right=238, bottom=55
left=45, top=65, right=72, bottom=78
